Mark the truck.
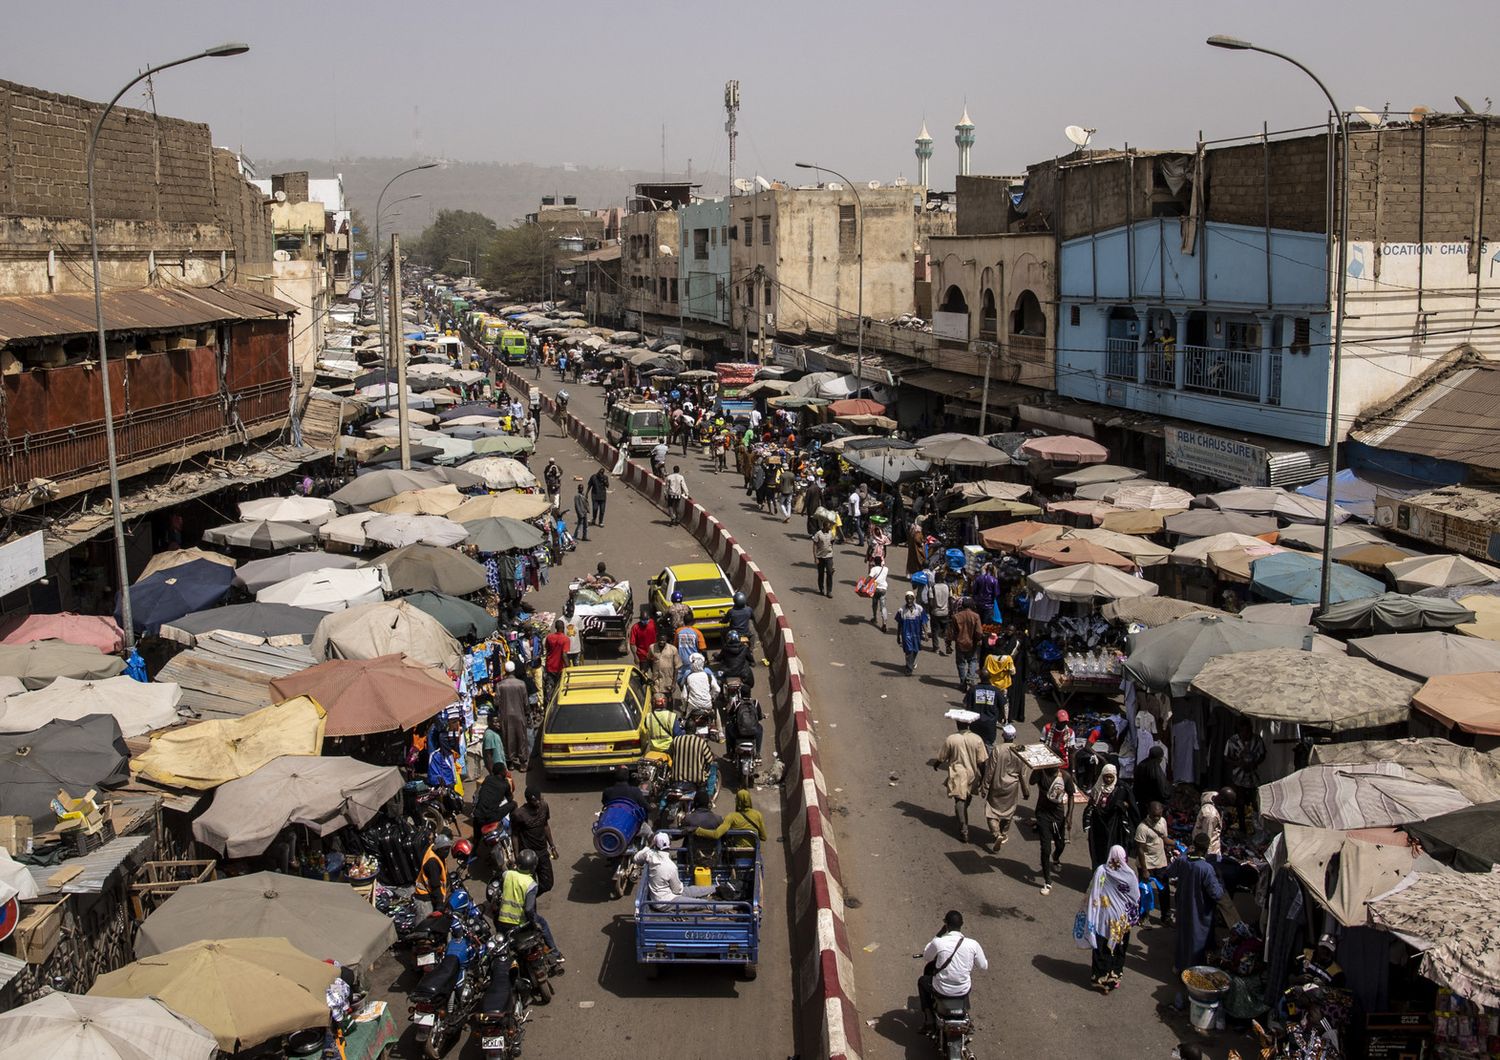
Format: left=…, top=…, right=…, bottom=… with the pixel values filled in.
left=714, top=361, right=759, bottom=423
left=606, top=401, right=668, bottom=454
left=634, top=831, right=762, bottom=980
left=499, top=330, right=528, bottom=365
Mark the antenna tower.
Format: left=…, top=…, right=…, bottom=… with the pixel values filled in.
left=725, top=80, right=741, bottom=195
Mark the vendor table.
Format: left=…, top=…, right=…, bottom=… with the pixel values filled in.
left=337, top=1001, right=399, bottom=1060
left=1047, top=670, right=1123, bottom=712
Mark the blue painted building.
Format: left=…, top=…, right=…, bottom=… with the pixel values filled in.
left=678, top=197, right=732, bottom=327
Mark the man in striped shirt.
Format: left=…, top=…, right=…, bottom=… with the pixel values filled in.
left=670, top=730, right=717, bottom=798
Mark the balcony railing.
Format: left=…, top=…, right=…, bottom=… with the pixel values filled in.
left=1145, top=346, right=1176, bottom=387
left=1008, top=334, right=1045, bottom=360
left=1105, top=338, right=1136, bottom=381
left=1182, top=345, right=1261, bottom=401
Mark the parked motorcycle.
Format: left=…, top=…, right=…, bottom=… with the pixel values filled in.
left=479, top=816, right=513, bottom=876
left=408, top=893, right=497, bottom=1058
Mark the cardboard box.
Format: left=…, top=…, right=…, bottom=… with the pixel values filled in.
left=0, top=816, right=32, bottom=856
left=9, top=900, right=65, bottom=964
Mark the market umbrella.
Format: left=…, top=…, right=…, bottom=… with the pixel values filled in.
left=444, top=425, right=507, bottom=441
left=1097, top=508, right=1180, bottom=535
left=1249, top=552, right=1384, bottom=605
left=1238, top=602, right=1316, bottom=626
left=1024, top=538, right=1136, bottom=571
left=1332, top=541, right=1421, bottom=572
left=0, top=992, right=217, bottom=1060
left=464, top=516, right=545, bottom=553
left=137, top=548, right=236, bottom=582
left=236, top=496, right=336, bottom=527
left=1415, top=581, right=1500, bottom=603
left=441, top=414, right=502, bottom=428
left=1054, top=464, right=1145, bottom=488
left=1045, top=498, right=1120, bottom=520
left=0, top=716, right=129, bottom=819
left=1163, top=510, right=1278, bottom=539
left=192, top=755, right=402, bottom=857
left=371, top=543, right=487, bottom=596
left=1348, top=631, right=1500, bottom=680
left=1369, top=872, right=1500, bottom=1007
left=1386, top=554, right=1500, bottom=593
left=1457, top=595, right=1500, bottom=641
left=130, top=696, right=325, bottom=791
left=0, top=641, right=124, bottom=690
left=840, top=436, right=917, bottom=453
left=412, top=433, right=474, bottom=465
left=1170, top=532, right=1275, bottom=567
left=233, top=551, right=363, bottom=594
left=1208, top=486, right=1351, bottom=524
left=838, top=413, right=898, bottom=430
left=1281, top=824, right=1442, bottom=928
left=256, top=567, right=388, bottom=613
left=1060, top=528, right=1172, bottom=567
left=1260, top=763, right=1471, bottom=829
left=1123, top=613, right=1315, bottom=696
left=400, top=591, right=499, bottom=640
left=844, top=449, right=932, bottom=484
left=1018, top=435, right=1108, bottom=465
left=978, top=521, right=1064, bottom=553
left=916, top=434, right=1012, bottom=467
left=1316, top=592, right=1476, bottom=634
left=0, top=612, right=124, bottom=653
left=0, top=676, right=180, bottom=738
left=369, top=483, right=465, bottom=516
left=362, top=443, right=441, bottom=465
left=136, top=871, right=397, bottom=970
left=1311, top=737, right=1500, bottom=805
left=458, top=457, right=538, bottom=490
left=437, top=402, right=503, bottom=423
left=1208, top=542, right=1292, bottom=581
left=1191, top=648, right=1419, bottom=731
left=1100, top=596, right=1227, bottom=627
left=947, top=498, right=1041, bottom=518
left=1275, top=523, right=1387, bottom=552
left=1404, top=801, right=1500, bottom=872
left=200, top=520, right=317, bottom=551
left=317, top=512, right=379, bottom=548
left=1025, top=563, right=1158, bottom=603
left=89, top=937, right=340, bottom=1053
left=363, top=513, right=469, bottom=549
left=311, top=599, right=461, bottom=671
left=1074, top=479, right=1163, bottom=501
left=329, top=468, right=447, bottom=508
left=946, top=480, right=1033, bottom=503
left=828, top=398, right=886, bottom=417
left=468, top=434, right=535, bottom=456
left=1413, top=672, right=1500, bottom=737
left=1106, top=483, right=1195, bottom=511
left=270, top=656, right=456, bottom=737
left=116, top=560, right=235, bottom=636
left=740, top=379, right=791, bottom=398
left=449, top=493, right=552, bottom=522
left=158, top=601, right=323, bottom=648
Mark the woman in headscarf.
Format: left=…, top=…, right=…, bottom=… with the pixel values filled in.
left=1077, top=844, right=1139, bottom=991
left=693, top=789, right=768, bottom=849
left=1082, top=763, right=1138, bottom=869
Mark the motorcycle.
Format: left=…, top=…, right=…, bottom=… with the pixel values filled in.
left=407, top=780, right=463, bottom=838
left=479, top=817, right=513, bottom=876
left=507, top=920, right=557, bottom=1003
left=408, top=910, right=453, bottom=973
left=471, top=955, right=529, bottom=1059
left=931, top=994, right=975, bottom=1060
left=657, top=781, right=698, bottom=830
left=409, top=897, right=497, bottom=1058
left=731, top=734, right=758, bottom=788
left=682, top=700, right=720, bottom=743
left=592, top=798, right=650, bottom=899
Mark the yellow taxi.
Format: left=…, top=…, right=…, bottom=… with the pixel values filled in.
left=540, top=664, right=649, bottom=775
left=650, top=562, right=735, bottom=638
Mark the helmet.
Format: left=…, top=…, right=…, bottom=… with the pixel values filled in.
left=431, top=833, right=453, bottom=852
left=516, top=848, right=540, bottom=873
left=732, top=591, right=747, bottom=607
left=452, top=838, right=474, bottom=862
left=447, top=889, right=477, bottom=917
left=726, top=631, right=741, bottom=646
left=671, top=591, right=684, bottom=603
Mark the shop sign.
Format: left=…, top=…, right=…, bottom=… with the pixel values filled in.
left=0, top=532, right=44, bottom=597
left=1165, top=427, right=1268, bottom=486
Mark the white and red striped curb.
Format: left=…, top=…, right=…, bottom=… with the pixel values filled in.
left=503, top=367, right=863, bottom=1060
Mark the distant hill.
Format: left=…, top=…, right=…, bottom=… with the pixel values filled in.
left=258, top=157, right=727, bottom=233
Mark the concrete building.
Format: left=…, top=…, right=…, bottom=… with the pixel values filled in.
left=1047, top=115, right=1500, bottom=485
left=620, top=182, right=690, bottom=329
left=679, top=197, right=732, bottom=329
left=730, top=183, right=919, bottom=349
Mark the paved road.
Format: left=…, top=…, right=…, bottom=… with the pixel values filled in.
left=367, top=400, right=795, bottom=1059
left=526, top=368, right=1191, bottom=1058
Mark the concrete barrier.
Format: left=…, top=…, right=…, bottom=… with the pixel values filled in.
left=502, top=365, right=863, bottom=1059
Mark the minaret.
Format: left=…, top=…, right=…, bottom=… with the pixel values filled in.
left=915, top=122, right=933, bottom=188
left=955, top=106, right=975, bottom=178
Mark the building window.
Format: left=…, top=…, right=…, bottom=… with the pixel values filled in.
left=838, top=204, right=856, bottom=255
left=721, top=226, right=729, bottom=245
left=980, top=290, right=998, bottom=339
left=716, top=278, right=725, bottom=303
left=659, top=277, right=667, bottom=301
left=763, top=280, right=772, bottom=306
left=760, top=216, right=771, bottom=245
left=1290, top=316, right=1310, bottom=354
left=742, top=220, right=752, bottom=244
left=1011, top=289, right=1046, bottom=337
left=1070, top=305, right=1081, bottom=327
left=670, top=278, right=678, bottom=304
left=693, top=229, right=709, bottom=260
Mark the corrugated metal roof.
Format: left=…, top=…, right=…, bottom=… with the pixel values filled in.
left=0, top=285, right=297, bottom=344
left=1353, top=362, right=1500, bottom=470
left=26, top=831, right=155, bottom=896
left=0, top=951, right=25, bottom=990
left=901, top=368, right=1035, bottom=406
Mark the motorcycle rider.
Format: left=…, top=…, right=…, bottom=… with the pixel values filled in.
left=644, top=692, right=679, bottom=755
left=716, top=630, right=757, bottom=695
left=918, top=910, right=988, bottom=1039
left=725, top=591, right=755, bottom=648
left=682, top=654, right=720, bottom=720
left=472, top=761, right=516, bottom=854
left=725, top=688, right=766, bottom=764
left=412, top=833, right=454, bottom=919
left=601, top=769, right=652, bottom=814
left=665, top=590, right=693, bottom=636
left=496, top=849, right=564, bottom=965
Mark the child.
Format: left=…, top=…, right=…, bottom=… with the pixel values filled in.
left=566, top=621, right=582, bottom=667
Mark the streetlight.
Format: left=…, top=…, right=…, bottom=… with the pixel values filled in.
left=1207, top=35, right=1349, bottom=613
left=375, top=162, right=440, bottom=381
left=796, top=162, right=864, bottom=389
left=87, top=41, right=250, bottom=649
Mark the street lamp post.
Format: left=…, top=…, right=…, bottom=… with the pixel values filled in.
left=87, top=41, right=249, bottom=649
left=796, top=162, right=864, bottom=389
left=375, top=163, right=439, bottom=382
left=1207, top=35, right=1350, bottom=614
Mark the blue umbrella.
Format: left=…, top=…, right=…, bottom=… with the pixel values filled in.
left=116, top=559, right=235, bottom=635
left=1249, top=551, right=1384, bottom=606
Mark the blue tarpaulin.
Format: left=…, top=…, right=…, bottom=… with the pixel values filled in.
left=116, top=559, right=235, bottom=636
left=1296, top=467, right=1427, bottom=522
left=1249, top=551, right=1384, bottom=606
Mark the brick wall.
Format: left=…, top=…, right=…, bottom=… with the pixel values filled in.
left=956, top=174, right=1013, bottom=235
left=1205, top=134, right=1329, bottom=232
left=1345, top=120, right=1499, bottom=244
left=272, top=171, right=309, bottom=205
left=1057, top=154, right=1157, bottom=239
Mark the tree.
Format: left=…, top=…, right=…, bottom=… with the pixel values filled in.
left=480, top=222, right=560, bottom=301
left=349, top=207, right=373, bottom=283
left=413, top=209, right=499, bottom=273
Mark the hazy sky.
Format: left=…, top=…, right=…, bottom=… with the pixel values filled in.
left=8, top=0, right=1497, bottom=187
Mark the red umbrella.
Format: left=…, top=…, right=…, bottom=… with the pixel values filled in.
left=1019, top=435, right=1109, bottom=465
left=827, top=398, right=886, bottom=417
left=269, top=654, right=456, bottom=737
left=0, top=612, right=125, bottom=653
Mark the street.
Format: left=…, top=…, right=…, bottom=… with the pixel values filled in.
left=522, top=369, right=1191, bottom=1058
left=367, top=400, right=796, bottom=1059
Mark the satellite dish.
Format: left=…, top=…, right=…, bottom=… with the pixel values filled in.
left=1455, top=95, right=1477, bottom=115
left=1064, top=125, right=1095, bottom=148
left=754, top=175, right=771, bottom=190
left=826, top=182, right=843, bottom=191
left=1352, top=106, right=1382, bottom=127
left=273, top=249, right=291, bottom=262
left=1410, top=105, right=1432, bottom=123
left=892, top=176, right=909, bottom=187
left=867, top=180, right=882, bottom=189
left=273, top=190, right=287, bottom=202
left=732, top=178, right=754, bottom=193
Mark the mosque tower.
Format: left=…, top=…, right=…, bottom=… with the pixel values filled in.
left=955, top=106, right=975, bottom=177
left=915, top=122, right=933, bottom=187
